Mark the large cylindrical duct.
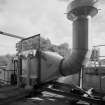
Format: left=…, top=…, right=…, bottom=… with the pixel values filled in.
left=61, top=16, right=89, bottom=75
left=60, top=0, right=98, bottom=76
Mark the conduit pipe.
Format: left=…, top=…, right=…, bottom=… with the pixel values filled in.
left=60, top=0, right=98, bottom=76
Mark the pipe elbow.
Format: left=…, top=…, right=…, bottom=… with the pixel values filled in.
left=60, top=49, right=90, bottom=76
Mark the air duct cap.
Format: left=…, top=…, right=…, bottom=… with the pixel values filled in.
left=67, top=0, right=98, bottom=21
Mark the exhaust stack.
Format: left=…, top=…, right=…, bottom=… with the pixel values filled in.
left=61, top=0, right=98, bottom=76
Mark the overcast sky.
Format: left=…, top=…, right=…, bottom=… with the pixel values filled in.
left=0, top=0, right=104, bottom=55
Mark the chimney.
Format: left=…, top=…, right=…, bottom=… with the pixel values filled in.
left=60, top=0, right=98, bottom=76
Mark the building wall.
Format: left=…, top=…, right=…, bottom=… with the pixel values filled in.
left=0, top=69, right=13, bottom=84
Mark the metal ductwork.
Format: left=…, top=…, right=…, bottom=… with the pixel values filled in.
left=60, top=0, right=98, bottom=76
left=18, top=0, right=99, bottom=85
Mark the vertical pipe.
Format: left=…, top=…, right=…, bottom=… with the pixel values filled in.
left=36, top=34, right=41, bottom=84
left=17, top=56, right=20, bottom=87
left=99, top=61, right=102, bottom=96
left=80, top=66, right=84, bottom=88
left=25, top=55, right=32, bottom=89
left=36, top=50, right=41, bottom=84
left=73, top=16, right=88, bottom=50
left=61, top=16, right=89, bottom=76
left=17, top=41, right=22, bottom=87
left=59, top=0, right=98, bottom=77
left=4, top=69, right=5, bottom=84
